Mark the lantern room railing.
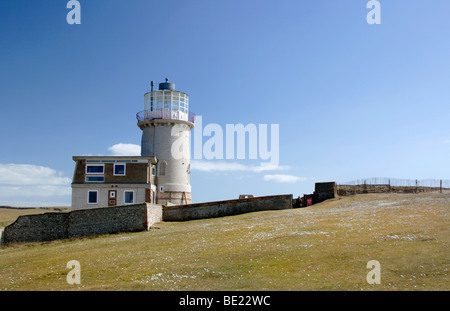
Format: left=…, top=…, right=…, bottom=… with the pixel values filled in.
left=136, top=109, right=196, bottom=123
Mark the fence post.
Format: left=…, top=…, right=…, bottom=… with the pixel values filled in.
left=440, top=180, right=443, bottom=193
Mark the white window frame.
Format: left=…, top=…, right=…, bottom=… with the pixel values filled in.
left=86, top=164, right=105, bottom=175
left=113, top=163, right=126, bottom=176
left=85, top=176, right=105, bottom=183
left=87, top=190, right=98, bottom=205
left=124, top=190, right=135, bottom=204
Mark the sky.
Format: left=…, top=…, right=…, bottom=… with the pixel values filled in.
left=0, top=0, right=449, bottom=207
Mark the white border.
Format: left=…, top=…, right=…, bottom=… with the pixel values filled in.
left=124, top=190, right=135, bottom=204
left=87, top=190, right=98, bottom=205
left=113, top=163, right=126, bottom=176
left=86, top=164, right=105, bottom=175
left=85, top=176, right=105, bottom=182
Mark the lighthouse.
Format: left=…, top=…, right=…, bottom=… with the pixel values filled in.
left=137, top=79, right=195, bottom=205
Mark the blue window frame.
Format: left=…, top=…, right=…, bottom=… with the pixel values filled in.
left=86, top=176, right=104, bottom=182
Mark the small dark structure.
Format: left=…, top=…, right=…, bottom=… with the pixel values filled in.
left=239, top=194, right=254, bottom=199
left=314, top=182, right=337, bottom=204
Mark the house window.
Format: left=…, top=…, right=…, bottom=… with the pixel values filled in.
left=152, top=165, right=156, bottom=176
left=88, top=191, right=98, bottom=204
left=124, top=191, right=134, bottom=204
left=114, top=164, right=126, bottom=176
left=86, top=176, right=105, bottom=182
left=86, top=164, right=104, bottom=174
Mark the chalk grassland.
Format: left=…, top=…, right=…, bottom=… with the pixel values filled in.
left=0, top=193, right=448, bottom=291
left=0, top=207, right=70, bottom=228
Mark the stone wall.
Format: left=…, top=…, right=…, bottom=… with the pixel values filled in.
left=163, top=194, right=293, bottom=221
left=146, top=204, right=163, bottom=228
left=68, top=204, right=152, bottom=238
left=1, top=203, right=162, bottom=245
left=314, top=182, right=337, bottom=204
left=1, top=195, right=293, bottom=245
left=336, top=184, right=442, bottom=196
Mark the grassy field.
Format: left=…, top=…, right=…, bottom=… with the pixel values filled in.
left=0, top=193, right=448, bottom=291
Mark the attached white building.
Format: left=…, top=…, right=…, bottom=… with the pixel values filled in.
left=71, top=156, right=157, bottom=210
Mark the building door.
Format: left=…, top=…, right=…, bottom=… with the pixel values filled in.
left=108, top=190, right=117, bottom=206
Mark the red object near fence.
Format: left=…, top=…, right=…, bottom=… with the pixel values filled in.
left=306, top=198, right=312, bottom=206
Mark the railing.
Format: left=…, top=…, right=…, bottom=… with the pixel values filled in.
left=136, top=109, right=196, bottom=123
left=336, top=178, right=450, bottom=196
left=338, top=177, right=450, bottom=188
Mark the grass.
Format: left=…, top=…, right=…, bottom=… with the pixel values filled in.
left=0, top=193, right=448, bottom=291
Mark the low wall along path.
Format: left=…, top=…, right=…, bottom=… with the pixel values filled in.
left=1, top=195, right=293, bottom=245
left=2, top=203, right=162, bottom=245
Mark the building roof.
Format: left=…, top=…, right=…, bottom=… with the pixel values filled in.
left=72, top=155, right=157, bottom=164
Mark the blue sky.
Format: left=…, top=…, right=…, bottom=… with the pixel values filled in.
left=0, top=0, right=449, bottom=206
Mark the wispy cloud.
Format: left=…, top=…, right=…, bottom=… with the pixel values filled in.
left=0, top=164, right=72, bottom=206
left=263, top=174, right=307, bottom=183
left=108, top=143, right=141, bottom=156
left=190, top=160, right=290, bottom=173
left=0, top=164, right=71, bottom=187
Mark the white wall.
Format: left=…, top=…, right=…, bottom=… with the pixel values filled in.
left=71, top=185, right=148, bottom=210
left=141, top=121, right=192, bottom=194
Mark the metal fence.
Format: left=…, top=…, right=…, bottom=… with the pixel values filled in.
left=338, top=177, right=450, bottom=189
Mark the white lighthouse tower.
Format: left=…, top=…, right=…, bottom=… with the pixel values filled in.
left=137, top=79, right=195, bottom=205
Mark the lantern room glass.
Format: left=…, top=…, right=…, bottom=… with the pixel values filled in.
left=140, top=89, right=194, bottom=123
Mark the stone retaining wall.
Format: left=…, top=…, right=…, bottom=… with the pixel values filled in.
left=336, top=184, right=442, bottom=196
left=163, top=194, right=293, bottom=221
left=1, top=203, right=162, bottom=245
left=314, top=182, right=337, bottom=204
left=1, top=195, right=293, bottom=245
